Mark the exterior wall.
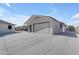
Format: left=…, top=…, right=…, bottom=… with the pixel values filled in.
left=49, top=21, right=53, bottom=34
left=52, top=20, right=62, bottom=34
left=26, top=16, right=53, bottom=25
left=62, top=24, right=66, bottom=32
left=24, top=16, right=65, bottom=34
left=25, top=16, right=53, bottom=34
left=0, top=23, right=15, bottom=33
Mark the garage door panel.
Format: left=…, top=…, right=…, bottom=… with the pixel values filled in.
left=33, top=22, right=50, bottom=34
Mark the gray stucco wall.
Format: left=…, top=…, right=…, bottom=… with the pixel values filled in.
left=52, top=20, right=62, bottom=34
left=26, top=16, right=52, bottom=25
left=26, top=16, right=53, bottom=34
left=25, top=16, right=63, bottom=34
left=0, top=23, right=15, bottom=33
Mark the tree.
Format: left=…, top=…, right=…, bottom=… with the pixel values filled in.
left=67, top=25, right=75, bottom=32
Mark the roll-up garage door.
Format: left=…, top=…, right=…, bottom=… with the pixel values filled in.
left=33, top=22, right=50, bottom=34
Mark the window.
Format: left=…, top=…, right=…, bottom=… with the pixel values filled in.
left=60, top=23, right=62, bottom=28
left=8, top=25, right=12, bottom=29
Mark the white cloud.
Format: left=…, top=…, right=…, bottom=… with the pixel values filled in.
left=0, top=7, right=5, bottom=16
left=48, top=7, right=57, bottom=15
left=0, top=7, right=12, bottom=17
left=72, top=13, right=79, bottom=20
left=72, top=20, right=79, bottom=26
left=4, top=15, right=30, bottom=26
left=5, top=3, right=11, bottom=8
left=0, top=6, right=30, bottom=26
left=0, top=7, right=30, bottom=26
left=71, top=13, right=79, bottom=26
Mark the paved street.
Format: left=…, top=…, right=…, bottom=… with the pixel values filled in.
left=0, top=32, right=79, bottom=55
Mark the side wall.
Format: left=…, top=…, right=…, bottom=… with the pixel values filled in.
left=0, top=23, right=15, bottom=33
left=52, top=20, right=62, bottom=34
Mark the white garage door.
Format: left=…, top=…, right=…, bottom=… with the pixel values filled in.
left=33, top=22, right=50, bottom=34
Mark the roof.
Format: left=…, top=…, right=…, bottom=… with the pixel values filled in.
left=0, top=20, right=15, bottom=25
left=24, top=15, right=65, bottom=25
left=48, top=16, right=64, bottom=24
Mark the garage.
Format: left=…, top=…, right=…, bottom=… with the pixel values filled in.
left=24, top=15, right=66, bottom=34
left=33, top=22, right=50, bottom=34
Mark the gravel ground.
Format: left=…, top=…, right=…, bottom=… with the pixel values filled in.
left=0, top=31, right=79, bottom=55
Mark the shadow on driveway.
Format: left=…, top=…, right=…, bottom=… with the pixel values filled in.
left=54, top=31, right=77, bottom=38
left=0, top=32, right=19, bottom=38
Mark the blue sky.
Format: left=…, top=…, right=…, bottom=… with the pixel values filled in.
left=0, top=3, right=79, bottom=26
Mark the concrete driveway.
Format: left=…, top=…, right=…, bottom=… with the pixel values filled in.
left=0, top=31, right=79, bottom=55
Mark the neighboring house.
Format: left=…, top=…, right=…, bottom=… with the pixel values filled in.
left=24, top=15, right=66, bottom=34
left=15, top=26, right=28, bottom=31
left=0, top=20, right=15, bottom=33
